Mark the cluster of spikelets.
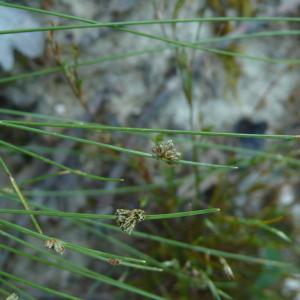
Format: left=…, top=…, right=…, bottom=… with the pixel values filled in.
left=113, top=140, right=181, bottom=235
left=45, top=238, right=65, bottom=255
left=115, top=209, right=145, bottom=235
left=44, top=140, right=179, bottom=255
left=152, top=139, right=181, bottom=164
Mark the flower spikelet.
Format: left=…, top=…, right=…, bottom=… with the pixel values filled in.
left=108, top=258, right=121, bottom=266
left=152, top=139, right=181, bottom=164
left=6, top=294, right=19, bottom=300
left=45, top=238, right=65, bottom=255
left=115, top=209, right=145, bottom=234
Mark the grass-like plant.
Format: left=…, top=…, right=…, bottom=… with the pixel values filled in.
left=0, top=1, right=299, bottom=299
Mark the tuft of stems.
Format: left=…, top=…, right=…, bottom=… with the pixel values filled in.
left=0, top=121, right=238, bottom=169
left=0, top=156, right=43, bottom=234
left=0, top=1, right=296, bottom=299
left=0, top=270, right=80, bottom=300
left=0, top=139, right=123, bottom=182
left=0, top=2, right=299, bottom=64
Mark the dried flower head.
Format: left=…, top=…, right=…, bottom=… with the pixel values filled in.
left=6, top=294, right=19, bottom=300
left=115, top=208, right=145, bottom=234
left=219, top=257, right=234, bottom=279
left=45, top=238, right=65, bottom=255
left=108, top=258, right=121, bottom=266
left=152, top=139, right=181, bottom=164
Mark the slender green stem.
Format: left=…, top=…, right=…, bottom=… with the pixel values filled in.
left=0, top=121, right=237, bottom=169
left=2, top=189, right=291, bottom=269
left=0, top=270, right=80, bottom=300
left=0, top=1, right=299, bottom=24
left=0, top=232, right=165, bottom=299
left=14, top=181, right=178, bottom=197
left=0, top=108, right=75, bottom=122
left=146, top=208, right=220, bottom=220
left=0, top=156, right=43, bottom=234
left=0, top=139, right=123, bottom=182
left=65, top=243, right=146, bottom=264
left=0, top=242, right=160, bottom=277
left=2, top=119, right=298, bottom=140
left=17, top=170, right=70, bottom=187
left=0, top=2, right=298, bottom=64
left=0, top=208, right=219, bottom=220
left=193, top=140, right=300, bottom=168
left=105, top=26, right=300, bottom=64
left=0, top=47, right=171, bottom=85
left=96, top=222, right=292, bottom=268
left=0, top=219, right=149, bottom=265
left=0, top=209, right=115, bottom=220
left=1, top=29, right=299, bottom=86
left=1, top=189, right=206, bottom=282
left=0, top=197, right=163, bottom=274
left=1, top=21, right=300, bottom=37
left=78, top=221, right=232, bottom=299
left=0, top=277, right=36, bottom=300
left=226, top=216, right=291, bottom=243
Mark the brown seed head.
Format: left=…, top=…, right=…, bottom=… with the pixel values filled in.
left=115, top=208, right=145, bottom=234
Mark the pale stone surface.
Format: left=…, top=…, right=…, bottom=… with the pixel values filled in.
left=0, top=7, right=45, bottom=71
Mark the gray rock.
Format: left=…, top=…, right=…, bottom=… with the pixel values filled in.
left=0, top=7, right=45, bottom=71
